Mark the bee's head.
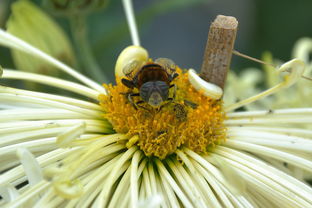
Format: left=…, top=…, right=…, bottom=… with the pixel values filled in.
left=140, top=81, right=169, bottom=107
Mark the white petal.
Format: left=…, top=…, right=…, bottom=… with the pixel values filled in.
left=122, top=0, right=140, bottom=46
left=138, top=194, right=163, bottom=208
left=0, top=29, right=105, bottom=94
left=56, top=122, right=86, bottom=147
left=115, top=45, right=148, bottom=78
left=0, top=184, right=19, bottom=202
left=16, top=147, right=43, bottom=186
left=188, top=69, right=223, bottom=99
left=277, top=58, right=305, bottom=87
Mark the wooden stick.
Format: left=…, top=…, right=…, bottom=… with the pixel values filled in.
left=200, top=15, right=238, bottom=89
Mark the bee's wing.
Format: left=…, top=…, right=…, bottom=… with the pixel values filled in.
left=122, top=60, right=141, bottom=77
left=154, top=58, right=176, bottom=74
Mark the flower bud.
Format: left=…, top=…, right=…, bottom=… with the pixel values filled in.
left=7, top=0, right=76, bottom=79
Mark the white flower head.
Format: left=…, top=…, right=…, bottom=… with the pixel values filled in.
left=0, top=1, right=312, bottom=208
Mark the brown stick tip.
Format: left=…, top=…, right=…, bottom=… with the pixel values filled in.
left=200, top=15, right=238, bottom=90
left=212, top=15, right=238, bottom=30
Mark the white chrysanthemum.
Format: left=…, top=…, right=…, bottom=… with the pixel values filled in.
left=1, top=1, right=312, bottom=208
left=225, top=38, right=312, bottom=111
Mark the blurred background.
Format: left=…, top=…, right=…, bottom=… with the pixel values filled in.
left=1, top=0, right=312, bottom=83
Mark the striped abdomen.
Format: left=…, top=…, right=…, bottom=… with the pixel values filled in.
left=135, top=64, right=170, bottom=88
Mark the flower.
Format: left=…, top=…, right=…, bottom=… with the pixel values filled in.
left=1, top=2, right=312, bottom=208
left=225, top=38, right=312, bottom=111
left=261, top=38, right=312, bottom=109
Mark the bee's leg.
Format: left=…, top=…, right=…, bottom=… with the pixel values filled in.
left=129, top=93, right=140, bottom=97
left=184, top=99, right=198, bottom=109
left=158, top=84, right=177, bottom=112
left=158, top=97, right=175, bottom=112
left=169, top=84, right=177, bottom=100
left=158, top=84, right=176, bottom=112
left=136, top=100, right=144, bottom=105
left=135, top=101, right=151, bottom=112
left=127, top=93, right=140, bottom=109
left=170, top=73, right=179, bottom=81
left=120, top=92, right=139, bottom=97
left=121, top=78, right=135, bottom=89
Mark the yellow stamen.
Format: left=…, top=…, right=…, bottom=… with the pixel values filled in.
left=99, top=68, right=226, bottom=159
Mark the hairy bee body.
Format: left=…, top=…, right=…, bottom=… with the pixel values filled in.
left=134, top=63, right=170, bottom=87
left=121, top=58, right=178, bottom=108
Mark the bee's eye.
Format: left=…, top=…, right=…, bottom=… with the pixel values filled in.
left=140, top=81, right=169, bottom=103
left=155, top=81, right=169, bottom=100
left=139, top=82, right=152, bottom=102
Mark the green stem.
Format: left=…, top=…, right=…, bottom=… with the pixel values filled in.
left=69, top=15, right=108, bottom=83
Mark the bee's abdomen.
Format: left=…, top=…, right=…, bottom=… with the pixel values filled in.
left=137, top=64, right=169, bottom=87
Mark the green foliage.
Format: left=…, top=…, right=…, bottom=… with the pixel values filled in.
left=43, top=0, right=109, bottom=16
left=7, top=0, right=76, bottom=77
left=1, top=0, right=312, bottom=86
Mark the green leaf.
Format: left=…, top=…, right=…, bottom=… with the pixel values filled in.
left=7, top=0, right=76, bottom=77
left=43, top=0, right=109, bottom=16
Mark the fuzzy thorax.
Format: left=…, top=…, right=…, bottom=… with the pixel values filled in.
left=99, top=69, right=226, bottom=159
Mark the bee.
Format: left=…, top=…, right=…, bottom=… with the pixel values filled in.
left=121, top=58, right=179, bottom=109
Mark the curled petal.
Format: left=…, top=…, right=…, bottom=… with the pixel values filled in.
left=44, top=165, right=67, bottom=180
left=292, top=38, right=312, bottom=64
left=115, top=45, right=148, bottom=78
left=126, top=135, right=139, bottom=148
left=16, top=148, right=43, bottom=186
left=188, top=69, right=223, bottom=99
left=277, top=58, right=305, bottom=87
left=53, top=179, right=83, bottom=199
left=225, top=58, right=306, bottom=112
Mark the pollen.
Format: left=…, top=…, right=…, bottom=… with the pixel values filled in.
left=99, top=68, right=226, bottom=159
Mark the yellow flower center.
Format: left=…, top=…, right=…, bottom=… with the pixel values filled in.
left=99, top=68, right=226, bottom=159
